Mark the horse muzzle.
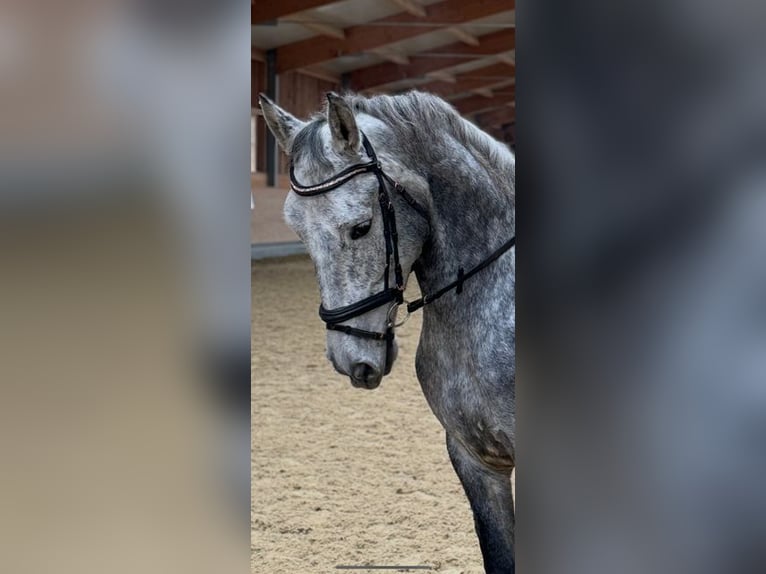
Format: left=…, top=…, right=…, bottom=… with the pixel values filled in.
left=350, top=362, right=383, bottom=389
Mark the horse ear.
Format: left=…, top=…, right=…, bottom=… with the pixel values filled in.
left=326, top=93, right=360, bottom=154
left=258, top=94, right=306, bottom=153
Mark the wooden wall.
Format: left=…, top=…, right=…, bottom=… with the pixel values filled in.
left=275, top=72, right=340, bottom=173
left=251, top=60, right=266, bottom=105
left=252, top=59, right=340, bottom=175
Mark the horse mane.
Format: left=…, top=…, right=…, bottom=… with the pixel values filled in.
left=290, top=91, right=514, bottom=193
left=344, top=91, right=514, bottom=186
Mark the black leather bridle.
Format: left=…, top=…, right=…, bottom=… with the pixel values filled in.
left=290, top=131, right=515, bottom=368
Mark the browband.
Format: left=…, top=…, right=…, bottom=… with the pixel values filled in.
left=290, top=161, right=378, bottom=196
left=290, top=134, right=380, bottom=197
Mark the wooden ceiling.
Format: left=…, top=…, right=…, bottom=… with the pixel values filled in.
left=253, top=0, right=515, bottom=143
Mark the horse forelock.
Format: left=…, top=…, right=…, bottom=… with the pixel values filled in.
left=289, top=118, right=333, bottom=172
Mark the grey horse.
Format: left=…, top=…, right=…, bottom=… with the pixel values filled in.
left=259, top=91, right=515, bottom=573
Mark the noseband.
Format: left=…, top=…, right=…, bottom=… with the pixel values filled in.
left=290, top=132, right=515, bottom=369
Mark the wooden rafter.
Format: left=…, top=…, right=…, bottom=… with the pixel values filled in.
left=275, top=0, right=512, bottom=73
left=388, top=0, right=427, bottom=17
left=446, top=26, right=480, bottom=46
left=285, top=17, right=346, bottom=40
left=456, top=80, right=514, bottom=99
left=455, top=92, right=513, bottom=116
left=472, top=87, right=494, bottom=98
left=407, top=62, right=512, bottom=99
left=298, top=66, right=341, bottom=84
left=371, top=47, right=411, bottom=66
left=425, top=71, right=457, bottom=83
left=495, top=52, right=515, bottom=66
left=348, top=28, right=515, bottom=90
left=252, top=0, right=342, bottom=24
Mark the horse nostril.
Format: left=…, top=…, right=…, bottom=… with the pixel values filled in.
left=351, top=362, right=381, bottom=389
left=352, top=362, right=374, bottom=381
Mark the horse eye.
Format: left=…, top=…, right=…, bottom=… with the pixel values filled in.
left=350, top=219, right=372, bottom=240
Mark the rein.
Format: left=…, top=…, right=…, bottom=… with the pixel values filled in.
left=290, top=131, right=515, bottom=361
left=405, top=235, right=515, bottom=314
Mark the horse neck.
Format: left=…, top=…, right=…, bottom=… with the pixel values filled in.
left=412, top=145, right=515, bottom=317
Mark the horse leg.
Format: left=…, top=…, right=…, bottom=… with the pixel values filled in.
left=446, top=433, right=515, bottom=574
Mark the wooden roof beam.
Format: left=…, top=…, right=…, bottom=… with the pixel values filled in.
left=388, top=0, right=427, bottom=17
left=495, top=51, right=515, bottom=66
left=472, top=87, right=494, bottom=98
left=446, top=26, right=480, bottom=47
left=252, top=0, right=343, bottom=24
left=297, top=66, right=341, bottom=84
left=371, top=47, right=411, bottom=66
left=348, top=28, right=515, bottom=90
left=275, top=0, right=513, bottom=73
left=410, top=62, right=513, bottom=99
left=284, top=17, right=346, bottom=40
left=455, top=92, right=513, bottom=116
left=425, top=71, right=456, bottom=83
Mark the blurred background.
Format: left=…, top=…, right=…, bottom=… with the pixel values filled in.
left=520, top=1, right=766, bottom=573
left=0, top=1, right=249, bottom=573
